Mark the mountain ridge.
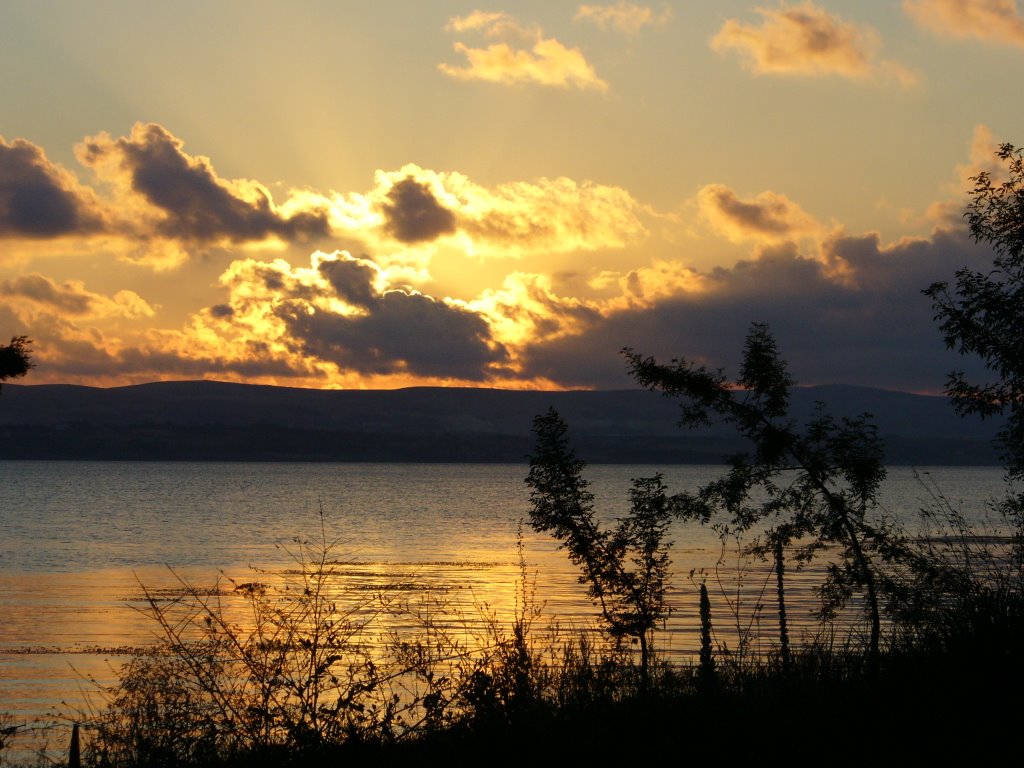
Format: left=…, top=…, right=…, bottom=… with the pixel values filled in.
left=0, top=380, right=1003, bottom=464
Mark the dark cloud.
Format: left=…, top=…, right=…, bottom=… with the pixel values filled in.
left=0, top=138, right=103, bottom=238
left=1, top=273, right=94, bottom=313
left=208, top=304, right=234, bottom=318
left=77, top=123, right=330, bottom=243
left=115, top=347, right=320, bottom=379
left=265, top=253, right=507, bottom=379
left=822, top=228, right=967, bottom=293
left=42, top=342, right=318, bottom=381
left=707, top=188, right=795, bottom=235
left=381, top=176, right=457, bottom=243
left=521, top=228, right=995, bottom=392
left=317, top=256, right=379, bottom=308
left=0, top=304, right=27, bottom=336
left=281, top=290, right=507, bottom=379
left=0, top=298, right=310, bottom=382
left=244, top=261, right=317, bottom=299
left=698, top=183, right=817, bottom=241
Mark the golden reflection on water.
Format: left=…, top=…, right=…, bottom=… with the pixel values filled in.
left=0, top=463, right=1010, bottom=762
left=0, top=535, right=839, bottom=734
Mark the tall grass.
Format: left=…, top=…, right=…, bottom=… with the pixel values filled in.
left=60, top=520, right=647, bottom=766
left=4, top=487, right=1019, bottom=766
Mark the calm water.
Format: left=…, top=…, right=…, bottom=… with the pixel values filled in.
left=0, top=461, right=1012, bottom=735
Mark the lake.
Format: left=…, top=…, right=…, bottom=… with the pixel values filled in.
left=0, top=461, right=1013, bottom=747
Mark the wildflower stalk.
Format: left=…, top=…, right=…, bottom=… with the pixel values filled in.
left=699, top=582, right=715, bottom=688
left=775, top=538, right=791, bottom=672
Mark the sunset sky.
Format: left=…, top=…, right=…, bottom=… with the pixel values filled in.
left=2, top=0, right=1022, bottom=392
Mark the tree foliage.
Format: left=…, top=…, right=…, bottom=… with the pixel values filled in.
left=0, top=336, right=33, bottom=393
left=924, top=142, right=1024, bottom=478
left=624, top=322, right=890, bottom=669
left=525, top=408, right=672, bottom=681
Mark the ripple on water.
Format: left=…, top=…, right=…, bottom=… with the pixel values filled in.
left=0, top=462, right=1013, bottom=729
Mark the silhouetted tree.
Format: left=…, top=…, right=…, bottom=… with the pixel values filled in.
left=526, top=408, right=672, bottom=683
left=0, top=336, right=33, bottom=394
left=925, top=142, right=1024, bottom=480
left=624, top=323, right=889, bottom=673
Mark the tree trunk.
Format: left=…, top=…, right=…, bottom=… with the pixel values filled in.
left=839, top=511, right=880, bottom=677
left=638, top=630, right=650, bottom=688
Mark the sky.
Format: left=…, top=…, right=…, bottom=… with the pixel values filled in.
left=1, top=0, right=1022, bottom=393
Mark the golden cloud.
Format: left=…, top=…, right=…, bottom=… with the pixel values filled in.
left=75, top=122, right=332, bottom=246
left=592, top=260, right=710, bottom=311
left=3, top=124, right=334, bottom=256
left=924, top=124, right=1004, bottom=225
left=575, top=2, right=671, bottom=33
left=0, top=124, right=339, bottom=272
left=697, top=183, right=820, bottom=243
left=445, top=10, right=539, bottom=40
left=3, top=125, right=648, bottom=277
left=330, top=163, right=648, bottom=258
left=469, top=271, right=602, bottom=350
left=955, top=124, right=1005, bottom=189
left=904, top=0, right=1024, bottom=46
left=456, top=176, right=647, bottom=254
left=187, top=251, right=511, bottom=383
left=1, top=272, right=154, bottom=320
left=440, top=12, right=608, bottom=91
left=712, top=2, right=917, bottom=85
left=191, top=252, right=714, bottom=387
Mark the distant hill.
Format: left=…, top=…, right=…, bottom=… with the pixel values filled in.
left=0, top=381, right=1004, bottom=464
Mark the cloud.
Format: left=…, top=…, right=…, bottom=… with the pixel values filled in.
left=591, top=260, right=710, bottom=310
left=923, top=124, right=1005, bottom=225
left=440, top=12, right=608, bottom=91
left=1, top=272, right=154, bottom=319
left=456, top=175, right=647, bottom=254
left=205, top=251, right=509, bottom=381
left=469, top=272, right=603, bottom=350
left=280, top=291, right=506, bottom=380
left=904, top=0, right=1024, bottom=46
left=712, top=2, right=917, bottom=85
left=0, top=298, right=286, bottom=387
left=3, top=273, right=93, bottom=314
left=380, top=176, right=458, bottom=244
left=75, top=122, right=331, bottom=244
left=575, top=2, right=671, bottom=33
left=35, top=334, right=317, bottom=384
left=0, top=137, right=105, bottom=238
left=6, top=118, right=1000, bottom=394
left=697, top=183, right=820, bottom=242
left=18, top=250, right=508, bottom=387
left=112, top=346, right=313, bottom=380
left=957, top=124, right=1005, bottom=185
left=333, top=163, right=648, bottom=258
left=518, top=227, right=991, bottom=390
left=2, top=126, right=645, bottom=276
left=316, top=256, right=383, bottom=308
left=445, top=10, right=539, bottom=40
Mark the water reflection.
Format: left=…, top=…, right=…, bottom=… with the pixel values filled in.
left=0, top=462, right=1012, bottom=731
left=0, top=545, right=863, bottom=725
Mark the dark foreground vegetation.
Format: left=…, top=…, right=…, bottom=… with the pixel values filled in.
left=6, top=145, right=1024, bottom=766
left=12, top=499, right=1022, bottom=768
left=0, top=486, right=1015, bottom=768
